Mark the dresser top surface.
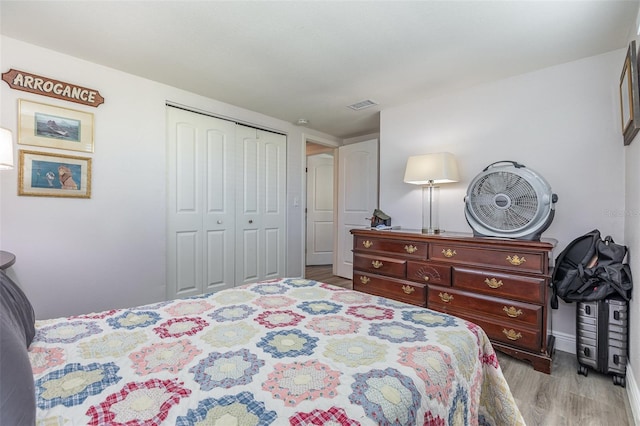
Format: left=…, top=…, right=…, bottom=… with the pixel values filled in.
left=351, top=228, right=557, bottom=250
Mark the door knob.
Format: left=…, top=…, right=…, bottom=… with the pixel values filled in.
left=249, top=220, right=253, bottom=224
left=217, top=220, right=223, bottom=224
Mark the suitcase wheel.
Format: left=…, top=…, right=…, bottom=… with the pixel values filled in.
left=613, top=375, right=626, bottom=388
left=578, top=365, right=588, bottom=377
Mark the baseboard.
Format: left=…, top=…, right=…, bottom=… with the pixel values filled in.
left=551, top=331, right=575, bottom=354
left=628, top=364, right=640, bottom=426
left=551, top=332, right=639, bottom=425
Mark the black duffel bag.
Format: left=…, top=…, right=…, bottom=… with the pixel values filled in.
left=551, top=230, right=633, bottom=308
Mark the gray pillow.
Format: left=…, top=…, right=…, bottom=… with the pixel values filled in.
left=0, top=270, right=36, bottom=425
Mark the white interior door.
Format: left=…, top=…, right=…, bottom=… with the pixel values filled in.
left=306, top=154, right=334, bottom=265
left=235, top=125, right=287, bottom=285
left=167, top=107, right=236, bottom=299
left=335, top=139, right=379, bottom=278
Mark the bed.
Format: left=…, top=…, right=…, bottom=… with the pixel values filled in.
left=1, top=271, right=524, bottom=425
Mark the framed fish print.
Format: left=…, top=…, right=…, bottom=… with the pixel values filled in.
left=18, top=99, right=94, bottom=152
left=18, top=150, right=92, bottom=198
left=619, top=41, right=640, bottom=146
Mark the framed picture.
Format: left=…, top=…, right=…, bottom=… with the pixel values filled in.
left=18, top=99, right=94, bottom=152
left=619, top=40, right=640, bottom=146
left=18, top=150, right=91, bottom=198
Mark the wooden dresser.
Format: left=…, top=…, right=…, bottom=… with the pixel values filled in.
left=351, top=228, right=556, bottom=373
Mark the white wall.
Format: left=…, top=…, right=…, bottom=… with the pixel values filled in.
left=0, top=36, right=339, bottom=319
left=624, top=19, right=640, bottom=423
left=624, top=125, right=640, bottom=424
left=380, top=51, right=628, bottom=350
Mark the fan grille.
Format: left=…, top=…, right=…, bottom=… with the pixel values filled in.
left=468, top=171, right=539, bottom=231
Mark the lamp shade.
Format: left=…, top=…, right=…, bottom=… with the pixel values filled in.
left=403, top=152, right=459, bottom=185
left=0, top=128, right=14, bottom=170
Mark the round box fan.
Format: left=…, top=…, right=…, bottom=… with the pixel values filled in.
left=464, top=161, right=558, bottom=241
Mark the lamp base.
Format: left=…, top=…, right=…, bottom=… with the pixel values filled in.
left=421, top=185, right=441, bottom=236
left=422, top=228, right=442, bottom=235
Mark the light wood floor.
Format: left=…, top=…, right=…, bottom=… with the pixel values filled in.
left=305, top=265, right=635, bottom=426
left=305, top=265, right=353, bottom=289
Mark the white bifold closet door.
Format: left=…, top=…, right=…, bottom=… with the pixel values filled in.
left=167, top=106, right=286, bottom=300
left=234, top=124, right=287, bottom=286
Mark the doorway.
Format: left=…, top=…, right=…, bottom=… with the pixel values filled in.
left=304, top=138, right=379, bottom=281
left=305, top=142, right=335, bottom=270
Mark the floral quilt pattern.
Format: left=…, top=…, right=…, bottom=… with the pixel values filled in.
left=30, top=279, right=524, bottom=425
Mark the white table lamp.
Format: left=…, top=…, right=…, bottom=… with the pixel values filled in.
left=404, top=152, right=459, bottom=234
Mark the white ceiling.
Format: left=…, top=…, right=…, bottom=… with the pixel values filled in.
left=1, top=1, right=638, bottom=138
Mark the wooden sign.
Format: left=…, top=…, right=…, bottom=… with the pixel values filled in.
left=2, top=69, right=104, bottom=108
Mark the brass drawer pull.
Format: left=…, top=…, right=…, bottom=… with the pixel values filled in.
left=371, top=260, right=383, bottom=269
left=362, top=240, right=373, bottom=248
left=402, top=285, right=415, bottom=294
left=503, top=306, right=523, bottom=318
left=506, top=255, right=526, bottom=266
left=423, top=276, right=430, bottom=282
left=439, top=292, right=454, bottom=303
left=360, top=276, right=370, bottom=285
left=502, top=329, right=523, bottom=341
left=441, top=249, right=457, bottom=258
left=485, top=278, right=504, bottom=289
left=404, top=245, right=418, bottom=254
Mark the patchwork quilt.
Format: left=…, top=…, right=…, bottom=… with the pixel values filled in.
left=29, top=279, right=524, bottom=425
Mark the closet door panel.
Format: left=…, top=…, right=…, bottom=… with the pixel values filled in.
left=236, top=126, right=260, bottom=284
left=168, top=107, right=235, bottom=299
left=265, top=227, right=280, bottom=277
left=206, top=130, right=227, bottom=212
left=175, top=231, right=201, bottom=296
left=205, top=230, right=227, bottom=292
left=168, top=112, right=203, bottom=299
left=176, top=123, right=199, bottom=213
left=240, top=228, right=259, bottom=282
left=265, top=141, right=280, bottom=213
left=236, top=126, right=286, bottom=284
left=203, top=122, right=236, bottom=293
left=241, top=137, right=259, bottom=215
left=172, top=122, right=200, bottom=232
left=260, top=130, right=287, bottom=279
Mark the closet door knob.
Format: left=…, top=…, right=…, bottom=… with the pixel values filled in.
left=217, top=220, right=223, bottom=224
left=249, top=220, right=253, bottom=224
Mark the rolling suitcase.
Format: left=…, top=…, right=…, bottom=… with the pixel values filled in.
left=576, top=297, right=629, bottom=387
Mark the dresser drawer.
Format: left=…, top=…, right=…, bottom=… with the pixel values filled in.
left=353, top=272, right=426, bottom=307
left=452, top=266, right=545, bottom=304
left=430, top=303, right=541, bottom=352
left=407, top=261, right=451, bottom=286
left=429, top=243, right=545, bottom=274
left=427, top=285, right=541, bottom=328
left=353, top=253, right=406, bottom=278
left=354, top=236, right=428, bottom=260
left=465, top=315, right=541, bottom=352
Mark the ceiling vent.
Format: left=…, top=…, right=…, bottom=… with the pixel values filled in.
left=347, top=99, right=378, bottom=111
